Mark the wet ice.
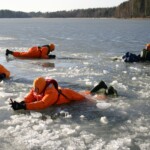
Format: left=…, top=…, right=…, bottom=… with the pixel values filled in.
left=0, top=18, right=150, bottom=149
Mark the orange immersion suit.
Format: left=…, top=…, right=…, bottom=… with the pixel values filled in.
left=13, top=46, right=50, bottom=59
left=24, top=78, right=85, bottom=110
left=0, top=64, right=10, bottom=78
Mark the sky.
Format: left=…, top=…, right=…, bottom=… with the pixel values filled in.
left=0, top=0, right=128, bottom=12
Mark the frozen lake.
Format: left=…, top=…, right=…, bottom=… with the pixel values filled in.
left=0, top=18, right=150, bottom=150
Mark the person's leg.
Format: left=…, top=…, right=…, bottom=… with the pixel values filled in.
left=90, top=81, right=107, bottom=93
left=60, top=88, right=85, bottom=101
left=12, top=51, right=30, bottom=57
left=9, top=47, right=41, bottom=58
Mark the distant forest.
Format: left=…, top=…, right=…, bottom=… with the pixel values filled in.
left=0, top=0, right=150, bottom=18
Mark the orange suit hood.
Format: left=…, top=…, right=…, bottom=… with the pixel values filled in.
left=49, top=44, right=55, bottom=51
left=0, top=64, right=10, bottom=78
left=33, top=77, right=46, bottom=94
left=146, top=43, right=150, bottom=51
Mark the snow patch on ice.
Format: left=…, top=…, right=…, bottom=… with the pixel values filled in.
left=100, top=116, right=108, bottom=124
left=111, top=80, right=128, bottom=90
left=96, top=102, right=111, bottom=110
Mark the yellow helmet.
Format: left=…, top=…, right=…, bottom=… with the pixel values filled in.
left=49, top=43, right=55, bottom=51
left=33, top=77, right=46, bottom=94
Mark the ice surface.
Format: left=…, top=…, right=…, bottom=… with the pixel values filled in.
left=96, top=102, right=111, bottom=110
left=0, top=18, right=150, bottom=149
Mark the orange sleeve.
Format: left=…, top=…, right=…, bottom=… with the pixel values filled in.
left=26, top=88, right=58, bottom=110
left=24, top=89, right=36, bottom=103
left=0, top=64, right=10, bottom=78
left=41, top=47, right=49, bottom=59
left=41, top=55, right=49, bottom=59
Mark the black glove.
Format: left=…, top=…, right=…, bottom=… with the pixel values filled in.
left=0, top=73, right=6, bottom=81
left=48, top=55, right=56, bottom=59
left=9, top=99, right=26, bottom=110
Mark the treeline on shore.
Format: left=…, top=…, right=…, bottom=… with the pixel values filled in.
left=0, top=0, right=150, bottom=18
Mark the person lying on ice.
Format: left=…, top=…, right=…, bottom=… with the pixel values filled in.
left=122, top=43, right=150, bottom=63
left=0, top=64, right=10, bottom=81
left=6, top=43, right=56, bottom=59
left=9, top=77, right=118, bottom=111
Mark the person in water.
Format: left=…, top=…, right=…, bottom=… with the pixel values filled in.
left=6, top=43, right=56, bottom=59
left=122, top=43, right=150, bottom=63
left=9, top=77, right=118, bottom=111
left=0, top=64, right=10, bottom=81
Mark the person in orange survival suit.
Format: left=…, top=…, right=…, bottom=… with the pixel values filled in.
left=5, top=43, right=56, bottom=59
left=0, top=64, right=10, bottom=81
left=9, top=77, right=118, bottom=111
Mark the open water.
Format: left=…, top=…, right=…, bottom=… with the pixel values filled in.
left=0, top=18, right=150, bottom=150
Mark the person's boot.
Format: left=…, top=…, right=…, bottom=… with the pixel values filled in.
left=6, top=49, right=13, bottom=56
left=90, top=80, right=107, bottom=93
left=105, top=86, right=118, bottom=96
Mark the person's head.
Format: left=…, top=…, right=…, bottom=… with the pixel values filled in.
left=145, top=43, right=150, bottom=51
left=49, top=43, right=55, bottom=52
left=33, top=77, right=46, bottom=94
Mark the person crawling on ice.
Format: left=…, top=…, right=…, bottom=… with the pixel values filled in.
left=6, top=43, right=56, bottom=59
left=9, top=77, right=118, bottom=111
left=122, top=43, right=150, bottom=63
left=0, top=64, right=10, bottom=81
